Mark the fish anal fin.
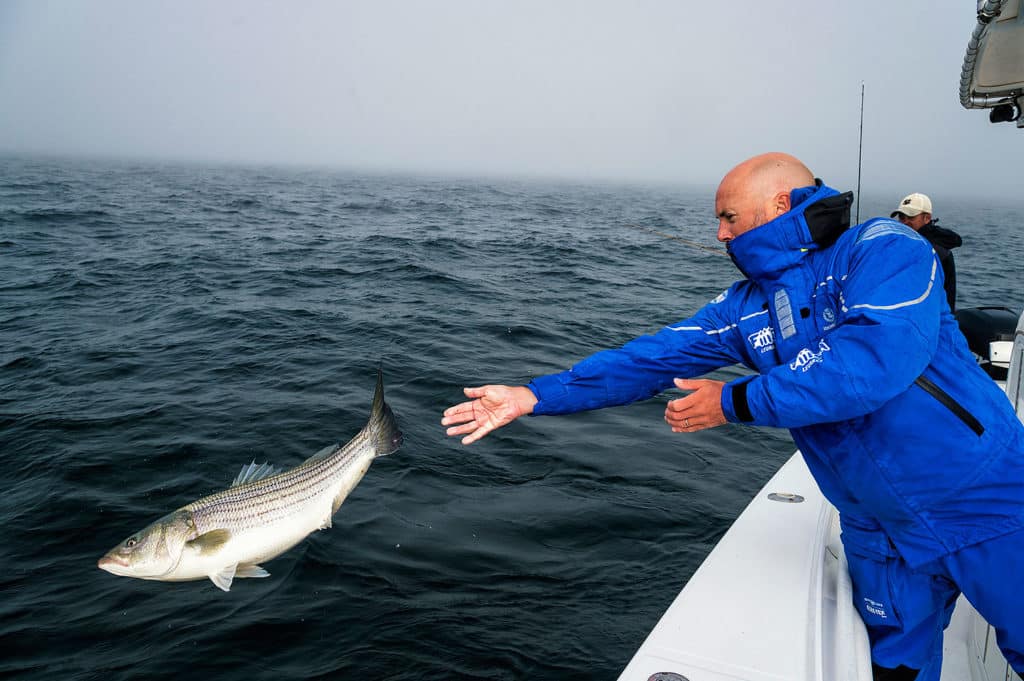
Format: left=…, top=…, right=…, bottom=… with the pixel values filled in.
left=329, top=462, right=369, bottom=518
left=235, top=564, right=270, bottom=579
left=209, top=563, right=237, bottom=592
left=187, top=529, right=232, bottom=555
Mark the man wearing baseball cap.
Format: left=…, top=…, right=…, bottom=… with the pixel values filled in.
left=892, top=193, right=963, bottom=311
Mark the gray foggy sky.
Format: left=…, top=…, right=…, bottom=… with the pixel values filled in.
left=0, top=1, right=1018, bottom=200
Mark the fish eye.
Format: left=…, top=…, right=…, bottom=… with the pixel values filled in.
left=125, top=537, right=138, bottom=548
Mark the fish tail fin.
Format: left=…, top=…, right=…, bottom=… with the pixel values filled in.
left=366, top=366, right=402, bottom=457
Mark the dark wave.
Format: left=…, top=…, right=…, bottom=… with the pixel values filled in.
left=18, top=208, right=112, bottom=222
left=338, top=199, right=399, bottom=213
left=2, top=355, right=46, bottom=371
left=226, top=197, right=261, bottom=209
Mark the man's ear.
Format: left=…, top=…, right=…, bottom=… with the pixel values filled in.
left=774, top=191, right=791, bottom=215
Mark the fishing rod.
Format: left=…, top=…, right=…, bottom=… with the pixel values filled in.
left=856, top=81, right=864, bottom=224
left=628, top=94, right=871, bottom=256
left=624, top=223, right=729, bottom=258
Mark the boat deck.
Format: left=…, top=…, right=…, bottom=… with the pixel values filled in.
left=617, top=452, right=1013, bottom=681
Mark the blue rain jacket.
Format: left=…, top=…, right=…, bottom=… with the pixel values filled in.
left=527, top=181, right=1024, bottom=568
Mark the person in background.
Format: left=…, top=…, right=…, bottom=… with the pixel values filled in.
left=891, top=193, right=963, bottom=311
left=442, top=153, right=1024, bottom=681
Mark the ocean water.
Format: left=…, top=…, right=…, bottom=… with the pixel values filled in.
left=1, top=156, right=1021, bottom=680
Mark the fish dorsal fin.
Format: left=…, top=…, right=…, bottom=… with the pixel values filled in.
left=186, top=529, right=232, bottom=555
left=235, top=564, right=270, bottom=579
left=209, top=563, right=237, bottom=592
left=306, top=443, right=339, bottom=464
left=232, top=461, right=280, bottom=487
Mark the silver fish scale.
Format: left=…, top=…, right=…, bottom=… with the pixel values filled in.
left=184, top=434, right=374, bottom=534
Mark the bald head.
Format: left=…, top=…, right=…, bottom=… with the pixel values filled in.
left=721, top=152, right=814, bottom=202
left=715, top=152, right=815, bottom=243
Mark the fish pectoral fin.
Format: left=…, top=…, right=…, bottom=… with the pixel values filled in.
left=209, top=563, right=237, bottom=592
left=186, top=529, right=232, bottom=555
left=235, top=564, right=270, bottom=579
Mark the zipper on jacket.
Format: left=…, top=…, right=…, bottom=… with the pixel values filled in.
left=913, top=375, right=984, bottom=436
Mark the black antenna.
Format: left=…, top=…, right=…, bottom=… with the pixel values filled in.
left=856, top=82, right=864, bottom=224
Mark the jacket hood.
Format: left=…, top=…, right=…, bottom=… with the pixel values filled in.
left=726, top=180, right=853, bottom=282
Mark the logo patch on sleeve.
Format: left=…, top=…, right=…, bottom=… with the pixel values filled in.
left=789, top=339, right=831, bottom=372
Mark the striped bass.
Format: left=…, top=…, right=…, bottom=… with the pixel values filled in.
left=98, top=370, right=402, bottom=592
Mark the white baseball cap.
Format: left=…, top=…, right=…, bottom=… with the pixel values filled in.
left=891, top=193, right=933, bottom=218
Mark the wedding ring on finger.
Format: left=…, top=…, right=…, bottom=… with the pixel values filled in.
left=684, top=418, right=690, bottom=428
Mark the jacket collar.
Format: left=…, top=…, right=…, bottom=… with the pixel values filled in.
left=726, top=180, right=852, bottom=282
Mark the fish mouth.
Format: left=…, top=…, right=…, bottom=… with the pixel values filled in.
left=97, top=554, right=130, bottom=574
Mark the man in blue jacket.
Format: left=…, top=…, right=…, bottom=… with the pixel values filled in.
left=441, top=152, right=1024, bottom=680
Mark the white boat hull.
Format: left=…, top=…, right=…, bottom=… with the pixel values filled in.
left=616, top=451, right=1017, bottom=681
left=617, top=451, right=870, bottom=681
